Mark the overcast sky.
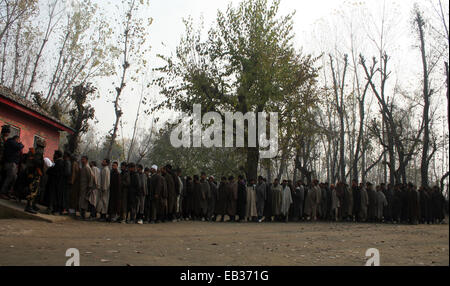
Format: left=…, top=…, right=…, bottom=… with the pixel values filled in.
left=87, top=0, right=437, bottom=140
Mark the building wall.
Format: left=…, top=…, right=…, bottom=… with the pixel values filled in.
left=0, top=104, right=61, bottom=159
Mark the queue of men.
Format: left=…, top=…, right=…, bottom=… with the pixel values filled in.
left=0, top=124, right=448, bottom=225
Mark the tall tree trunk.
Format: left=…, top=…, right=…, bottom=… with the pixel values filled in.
left=106, top=0, right=135, bottom=159
left=415, top=10, right=431, bottom=188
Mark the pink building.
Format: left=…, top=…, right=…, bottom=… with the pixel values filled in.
left=0, top=86, right=74, bottom=159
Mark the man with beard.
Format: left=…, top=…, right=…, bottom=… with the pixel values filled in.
left=118, top=162, right=130, bottom=223
left=255, top=176, right=266, bottom=223
left=271, top=178, right=282, bottom=221
left=226, top=176, right=238, bottom=222
left=245, top=178, right=257, bottom=222
left=237, top=175, right=247, bottom=222
left=162, top=165, right=177, bottom=222
left=78, top=156, right=94, bottom=220
left=207, top=176, right=218, bottom=222
left=280, top=180, right=293, bottom=223
left=108, top=162, right=121, bottom=222
left=352, top=180, right=361, bottom=222
left=97, top=159, right=111, bottom=222
left=215, top=176, right=228, bottom=222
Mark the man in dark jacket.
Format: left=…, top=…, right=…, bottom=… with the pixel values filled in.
left=128, top=163, right=140, bottom=224
left=237, top=175, right=247, bottom=222
left=108, top=161, right=121, bottom=222
left=0, top=135, right=24, bottom=199
left=352, top=180, right=361, bottom=222
left=47, top=150, right=65, bottom=215
left=207, top=176, right=218, bottom=221
left=0, top=125, right=11, bottom=194
left=162, top=165, right=177, bottom=222
left=119, top=162, right=130, bottom=223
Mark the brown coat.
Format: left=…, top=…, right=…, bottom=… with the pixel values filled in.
left=226, top=181, right=238, bottom=216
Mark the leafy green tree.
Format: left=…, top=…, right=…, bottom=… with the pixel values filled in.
left=155, top=0, right=318, bottom=180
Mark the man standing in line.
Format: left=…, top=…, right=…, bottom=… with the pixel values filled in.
left=255, top=176, right=266, bottom=223
left=237, top=175, right=247, bottom=222
left=108, top=161, right=121, bottom=222
left=119, top=162, right=130, bottom=223
left=47, top=150, right=65, bottom=215
left=359, top=183, right=369, bottom=222
left=135, top=164, right=147, bottom=224
left=376, top=186, right=388, bottom=222
left=89, top=161, right=101, bottom=220
left=280, top=180, right=293, bottom=223
left=271, top=178, right=282, bottom=222
left=128, top=163, right=140, bottom=224
left=199, top=172, right=210, bottom=221
left=176, top=168, right=184, bottom=221
left=78, top=156, right=94, bottom=220
left=245, top=178, right=257, bottom=222
left=149, top=165, right=164, bottom=223
left=162, top=165, right=176, bottom=222
left=291, top=181, right=303, bottom=222
left=216, top=176, right=228, bottom=222
left=263, top=178, right=273, bottom=222
left=226, top=176, right=238, bottom=222
left=97, top=159, right=111, bottom=222
left=352, top=180, right=361, bottom=222
left=68, top=154, right=80, bottom=217
left=143, top=167, right=152, bottom=223
left=367, top=182, right=378, bottom=222
left=207, top=175, right=218, bottom=222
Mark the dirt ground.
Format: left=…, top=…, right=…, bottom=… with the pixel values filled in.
left=0, top=218, right=448, bottom=266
